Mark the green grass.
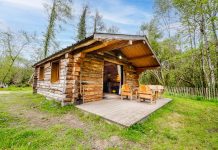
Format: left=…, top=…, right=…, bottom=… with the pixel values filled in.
left=0, top=85, right=32, bottom=91
left=165, top=92, right=218, bottom=102
left=0, top=88, right=217, bottom=149
left=122, top=95, right=218, bottom=149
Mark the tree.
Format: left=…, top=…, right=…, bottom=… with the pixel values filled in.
left=0, top=31, right=32, bottom=84
left=107, top=25, right=119, bottom=33
left=154, top=0, right=174, bottom=38
left=140, top=19, right=167, bottom=85
left=43, top=0, right=73, bottom=58
left=140, top=19, right=162, bottom=54
left=206, top=0, right=218, bottom=87
left=77, top=5, right=88, bottom=41
left=141, top=0, right=217, bottom=93
left=173, top=0, right=216, bottom=90
left=93, top=10, right=105, bottom=33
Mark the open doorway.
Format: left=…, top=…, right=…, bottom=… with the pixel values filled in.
left=103, top=61, right=123, bottom=99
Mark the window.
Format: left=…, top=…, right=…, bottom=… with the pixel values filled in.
left=51, top=61, right=60, bottom=83
left=39, top=66, right=44, bottom=80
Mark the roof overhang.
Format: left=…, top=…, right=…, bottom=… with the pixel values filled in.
left=33, top=33, right=160, bottom=70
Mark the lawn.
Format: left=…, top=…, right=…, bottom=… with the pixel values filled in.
left=0, top=88, right=217, bottom=149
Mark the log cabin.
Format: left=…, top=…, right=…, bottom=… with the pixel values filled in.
left=33, top=33, right=160, bottom=106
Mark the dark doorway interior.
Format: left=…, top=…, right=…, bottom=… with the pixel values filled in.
left=103, top=61, right=120, bottom=95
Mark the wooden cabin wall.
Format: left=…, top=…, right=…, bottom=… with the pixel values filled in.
left=80, top=53, right=139, bottom=103
left=34, top=53, right=76, bottom=106
left=34, top=52, right=139, bottom=104
left=124, top=65, right=139, bottom=88
left=36, top=58, right=67, bottom=102
left=81, top=54, right=104, bottom=103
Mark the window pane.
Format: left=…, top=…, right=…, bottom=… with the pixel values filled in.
left=39, top=67, right=44, bottom=80
left=51, top=61, right=60, bottom=83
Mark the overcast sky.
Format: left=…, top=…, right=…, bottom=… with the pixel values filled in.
left=0, top=0, right=155, bottom=50
left=0, top=0, right=160, bottom=59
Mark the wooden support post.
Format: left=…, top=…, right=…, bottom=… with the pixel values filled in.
left=33, top=68, right=38, bottom=94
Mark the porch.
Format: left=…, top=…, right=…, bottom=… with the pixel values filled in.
left=76, top=97, right=172, bottom=127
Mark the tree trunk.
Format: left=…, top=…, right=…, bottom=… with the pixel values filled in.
left=2, top=59, right=15, bottom=83
left=199, top=13, right=210, bottom=88
left=200, top=10, right=216, bottom=92
left=210, top=15, right=218, bottom=88
left=207, top=1, right=218, bottom=89
left=204, top=33, right=216, bottom=89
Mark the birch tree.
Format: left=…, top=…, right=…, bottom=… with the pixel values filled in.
left=173, top=0, right=216, bottom=90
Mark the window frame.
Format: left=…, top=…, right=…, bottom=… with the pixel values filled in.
left=39, top=66, right=45, bottom=81
left=51, top=60, right=60, bottom=83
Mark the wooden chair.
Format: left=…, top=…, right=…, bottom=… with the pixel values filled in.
left=121, top=84, right=133, bottom=100
left=138, top=85, right=157, bottom=103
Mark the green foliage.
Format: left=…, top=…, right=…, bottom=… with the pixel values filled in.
left=0, top=56, right=33, bottom=85
left=139, top=71, right=159, bottom=85
left=77, top=5, right=88, bottom=41
left=140, top=0, right=217, bottom=88
left=0, top=31, right=33, bottom=85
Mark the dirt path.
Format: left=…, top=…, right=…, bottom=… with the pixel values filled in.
left=0, top=91, right=11, bottom=94
left=8, top=105, right=85, bottom=129
left=2, top=92, right=143, bottom=149
left=8, top=105, right=134, bottom=149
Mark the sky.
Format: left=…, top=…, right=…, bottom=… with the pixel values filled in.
left=0, top=0, right=155, bottom=50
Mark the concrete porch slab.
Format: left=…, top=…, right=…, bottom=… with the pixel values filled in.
left=76, top=98, right=172, bottom=127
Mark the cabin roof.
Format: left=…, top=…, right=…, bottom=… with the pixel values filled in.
left=33, top=33, right=160, bottom=69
